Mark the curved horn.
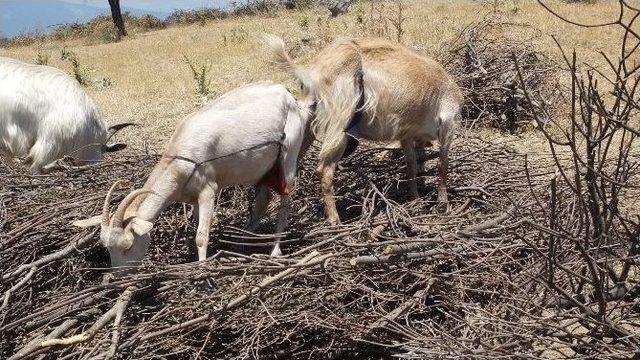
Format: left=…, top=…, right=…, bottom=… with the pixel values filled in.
left=102, top=180, right=125, bottom=227
left=110, top=189, right=154, bottom=229
left=106, top=122, right=136, bottom=142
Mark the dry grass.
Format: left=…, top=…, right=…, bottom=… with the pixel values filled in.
left=0, top=0, right=621, bottom=153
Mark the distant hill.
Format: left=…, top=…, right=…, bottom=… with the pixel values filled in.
left=0, top=0, right=169, bottom=38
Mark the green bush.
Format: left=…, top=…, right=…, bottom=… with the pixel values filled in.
left=60, top=48, right=88, bottom=86
left=34, top=50, right=49, bottom=65
left=166, top=8, right=227, bottom=25
left=183, top=55, right=212, bottom=104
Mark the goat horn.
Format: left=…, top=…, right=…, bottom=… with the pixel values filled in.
left=103, top=180, right=125, bottom=227
left=110, top=189, right=154, bottom=229
left=106, top=122, right=136, bottom=142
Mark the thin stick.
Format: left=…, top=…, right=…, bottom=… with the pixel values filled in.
left=40, top=286, right=136, bottom=348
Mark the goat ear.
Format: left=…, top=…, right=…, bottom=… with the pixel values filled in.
left=103, top=143, right=127, bottom=153
left=72, top=215, right=102, bottom=228
left=129, top=218, right=153, bottom=236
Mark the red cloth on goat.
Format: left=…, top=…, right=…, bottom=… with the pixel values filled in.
left=258, top=158, right=289, bottom=195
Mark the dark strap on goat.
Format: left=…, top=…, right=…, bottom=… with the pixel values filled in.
left=167, top=135, right=285, bottom=167
left=164, top=133, right=286, bottom=189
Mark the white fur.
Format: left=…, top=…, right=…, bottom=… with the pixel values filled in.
left=0, top=57, right=117, bottom=173
left=74, top=82, right=306, bottom=269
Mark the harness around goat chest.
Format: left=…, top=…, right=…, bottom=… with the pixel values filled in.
left=165, top=132, right=289, bottom=196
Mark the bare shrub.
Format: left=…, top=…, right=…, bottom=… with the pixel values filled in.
left=165, top=8, right=226, bottom=25
left=232, top=0, right=281, bottom=16
left=388, top=0, right=406, bottom=43
left=512, top=0, right=640, bottom=344
left=135, top=14, right=166, bottom=31
left=353, top=1, right=407, bottom=44
left=356, top=1, right=389, bottom=38
left=444, top=16, right=561, bottom=133
left=2, top=13, right=165, bottom=47
left=222, top=28, right=249, bottom=46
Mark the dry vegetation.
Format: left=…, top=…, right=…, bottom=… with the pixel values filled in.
left=0, top=0, right=623, bottom=151
left=2, top=0, right=639, bottom=359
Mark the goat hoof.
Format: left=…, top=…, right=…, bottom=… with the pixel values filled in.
left=435, top=200, right=450, bottom=214
left=326, top=217, right=340, bottom=226
left=270, top=244, right=282, bottom=257
left=243, top=222, right=258, bottom=232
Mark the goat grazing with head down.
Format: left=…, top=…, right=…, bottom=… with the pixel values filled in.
left=0, top=57, right=133, bottom=174
left=73, top=82, right=306, bottom=269
left=263, top=35, right=463, bottom=224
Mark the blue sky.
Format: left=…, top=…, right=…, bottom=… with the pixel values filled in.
left=61, top=0, right=228, bottom=13
left=0, top=0, right=233, bottom=37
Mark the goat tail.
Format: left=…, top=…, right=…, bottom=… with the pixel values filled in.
left=314, top=49, right=377, bottom=161
left=262, top=34, right=298, bottom=76
left=314, top=73, right=360, bottom=160
left=262, top=33, right=317, bottom=93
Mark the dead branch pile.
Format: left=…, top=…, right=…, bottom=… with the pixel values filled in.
left=444, top=15, right=562, bottom=133
left=1, top=132, right=638, bottom=359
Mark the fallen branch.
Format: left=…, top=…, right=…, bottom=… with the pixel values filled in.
left=40, top=285, right=136, bottom=348
left=3, top=229, right=98, bottom=281
left=350, top=247, right=462, bottom=266
left=457, top=206, right=516, bottom=237
left=129, top=251, right=323, bottom=345
left=8, top=308, right=101, bottom=360
left=368, top=279, right=435, bottom=330
left=329, top=279, right=436, bottom=360
left=1, top=267, right=35, bottom=312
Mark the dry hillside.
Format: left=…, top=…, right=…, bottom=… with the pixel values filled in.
left=0, top=0, right=622, bottom=151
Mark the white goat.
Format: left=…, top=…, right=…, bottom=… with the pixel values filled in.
left=0, top=57, right=132, bottom=174
left=264, top=36, right=463, bottom=224
left=73, top=82, right=306, bottom=269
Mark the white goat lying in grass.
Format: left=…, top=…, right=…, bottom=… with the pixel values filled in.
left=0, top=57, right=132, bottom=174
left=73, top=82, right=306, bottom=268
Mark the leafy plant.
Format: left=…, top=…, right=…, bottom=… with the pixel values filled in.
left=299, top=14, right=310, bottom=29
left=183, top=55, right=212, bottom=104
left=60, top=48, right=88, bottom=86
left=34, top=50, right=49, bottom=65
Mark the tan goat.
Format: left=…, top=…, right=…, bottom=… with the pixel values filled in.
left=264, top=35, right=463, bottom=224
